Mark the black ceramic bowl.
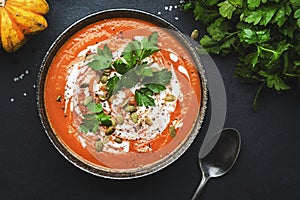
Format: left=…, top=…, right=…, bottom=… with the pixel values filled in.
left=37, top=9, right=207, bottom=179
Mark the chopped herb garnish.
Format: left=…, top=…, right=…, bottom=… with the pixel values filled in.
left=96, top=113, right=112, bottom=126
left=86, top=32, right=172, bottom=107
left=106, top=75, right=120, bottom=97
left=86, top=102, right=103, bottom=113
left=143, top=69, right=172, bottom=85
left=111, top=32, right=159, bottom=75
left=135, top=89, right=155, bottom=107
left=88, top=45, right=113, bottom=71
left=79, top=102, right=112, bottom=133
left=134, top=83, right=169, bottom=107
left=118, top=69, right=139, bottom=89
left=113, top=59, right=130, bottom=75
left=80, top=115, right=99, bottom=133
left=139, top=88, right=153, bottom=96
left=140, top=32, right=159, bottom=59
left=134, top=63, right=153, bottom=78
left=122, top=32, right=159, bottom=69
left=144, top=83, right=166, bottom=94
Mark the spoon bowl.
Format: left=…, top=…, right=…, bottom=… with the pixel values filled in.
left=191, top=128, right=241, bottom=199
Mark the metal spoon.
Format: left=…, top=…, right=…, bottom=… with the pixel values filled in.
left=191, top=128, right=241, bottom=199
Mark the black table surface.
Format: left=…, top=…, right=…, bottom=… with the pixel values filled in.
left=1, top=1, right=300, bottom=199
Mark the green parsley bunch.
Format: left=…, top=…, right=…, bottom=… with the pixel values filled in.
left=183, top=0, right=300, bottom=109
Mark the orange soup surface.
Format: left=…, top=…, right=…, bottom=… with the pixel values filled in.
left=44, top=18, right=202, bottom=170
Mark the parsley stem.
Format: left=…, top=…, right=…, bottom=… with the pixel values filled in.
left=253, top=81, right=265, bottom=111
left=202, top=31, right=240, bottom=49
left=256, top=45, right=276, bottom=55
left=282, top=52, right=300, bottom=78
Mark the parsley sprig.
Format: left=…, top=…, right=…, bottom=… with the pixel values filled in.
left=183, top=0, right=300, bottom=109
left=135, top=83, right=167, bottom=106
left=79, top=102, right=112, bottom=133
left=88, top=45, right=113, bottom=71
left=87, top=32, right=172, bottom=106
left=114, top=32, right=159, bottom=71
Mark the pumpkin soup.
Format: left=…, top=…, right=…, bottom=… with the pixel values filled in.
left=44, top=18, right=203, bottom=170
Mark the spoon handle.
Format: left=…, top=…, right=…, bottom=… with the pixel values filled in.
left=191, top=175, right=209, bottom=200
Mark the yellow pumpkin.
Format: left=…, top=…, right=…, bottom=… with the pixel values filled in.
left=0, top=0, right=49, bottom=52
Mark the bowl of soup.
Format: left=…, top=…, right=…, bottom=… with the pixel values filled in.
left=37, top=9, right=207, bottom=179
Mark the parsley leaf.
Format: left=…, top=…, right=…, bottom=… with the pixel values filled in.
left=106, top=75, right=120, bottom=97
left=140, top=32, right=159, bottom=59
left=79, top=102, right=113, bottom=133
left=135, top=64, right=153, bottom=77
left=294, top=8, right=300, bottom=28
left=247, top=0, right=261, bottom=9
left=191, top=1, right=219, bottom=24
left=122, top=40, right=140, bottom=67
left=290, top=0, right=300, bottom=7
left=144, top=83, right=166, bottom=94
left=238, top=28, right=270, bottom=44
left=218, top=0, right=237, bottom=19
left=134, top=83, right=167, bottom=107
left=206, top=18, right=229, bottom=41
left=113, top=59, right=130, bottom=75
left=135, top=90, right=155, bottom=107
left=88, top=45, right=113, bottom=71
left=143, top=69, right=172, bottom=85
left=258, top=71, right=290, bottom=91
left=96, top=113, right=112, bottom=126
left=121, top=32, right=159, bottom=69
left=272, top=6, right=289, bottom=27
left=80, top=115, right=99, bottom=133
left=118, top=69, right=139, bottom=89
left=244, top=6, right=278, bottom=26
left=86, top=102, right=103, bottom=113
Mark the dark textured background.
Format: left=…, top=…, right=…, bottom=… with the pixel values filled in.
left=1, top=1, right=300, bottom=199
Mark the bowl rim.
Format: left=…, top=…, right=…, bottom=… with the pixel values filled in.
left=36, top=8, right=208, bottom=179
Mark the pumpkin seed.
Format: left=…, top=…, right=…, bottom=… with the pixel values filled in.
left=164, top=94, right=176, bottom=102
left=116, top=114, right=124, bottom=125
left=80, top=83, right=89, bottom=88
left=169, top=125, right=176, bottom=138
left=100, top=75, right=108, bottom=83
left=103, top=135, right=110, bottom=144
left=145, top=116, right=153, bottom=125
left=114, top=137, right=122, bottom=144
left=103, top=69, right=111, bottom=75
left=111, top=118, right=116, bottom=126
left=191, top=29, right=199, bottom=40
left=125, top=105, right=136, bottom=113
left=130, top=112, right=138, bottom=123
left=106, top=127, right=115, bottom=135
left=95, top=140, right=104, bottom=152
left=83, top=96, right=93, bottom=105
left=120, top=98, right=129, bottom=107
